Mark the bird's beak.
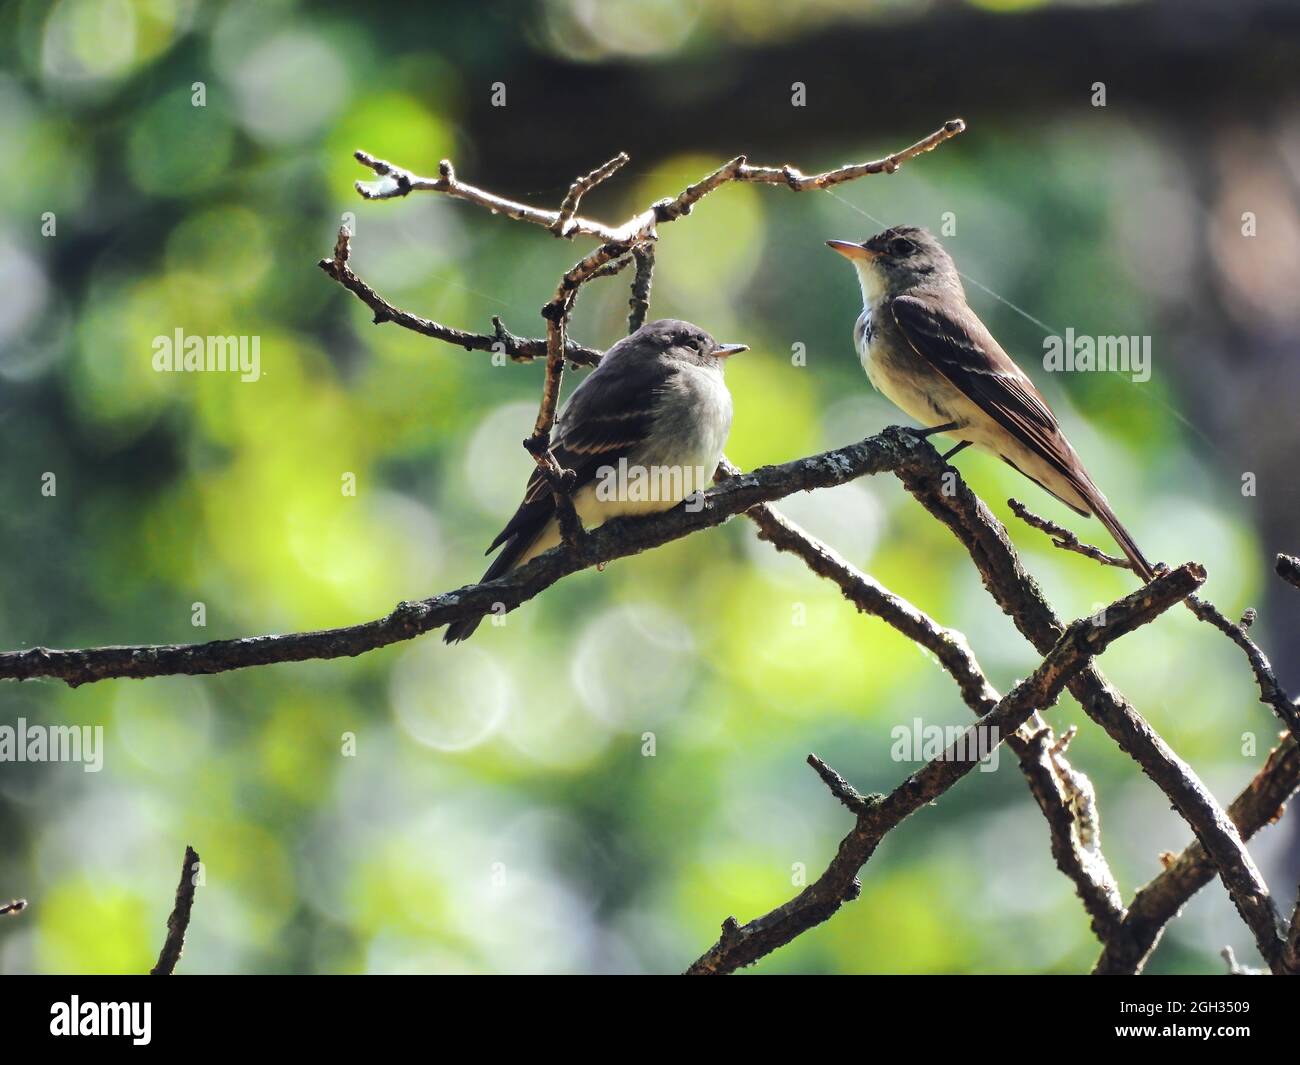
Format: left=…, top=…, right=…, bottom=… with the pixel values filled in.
left=826, top=239, right=877, bottom=261
left=714, top=343, right=748, bottom=359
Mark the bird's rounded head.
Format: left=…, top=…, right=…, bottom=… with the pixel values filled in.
left=629, top=319, right=748, bottom=368
left=826, top=225, right=960, bottom=301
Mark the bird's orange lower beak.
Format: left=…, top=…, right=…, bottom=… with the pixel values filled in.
left=826, top=239, right=877, bottom=261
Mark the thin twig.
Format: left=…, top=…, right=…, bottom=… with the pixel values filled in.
left=1183, top=594, right=1300, bottom=743
left=807, top=754, right=878, bottom=818
left=317, top=228, right=602, bottom=365
left=553, top=152, right=629, bottom=237
left=628, top=244, right=656, bottom=334
left=0, top=898, right=26, bottom=916
left=653, top=119, right=967, bottom=223
left=150, top=845, right=200, bottom=976
left=529, top=237, right=647, bottom=447
left=530, top=294, right=582, bottom=545
left=354, top=153, right=621, bottom=239
left=586, top=254, right=636, bottom=281
left=1221, top=945, right=1266, bottom=975
left=1008, top=498, right=1129, bottom=569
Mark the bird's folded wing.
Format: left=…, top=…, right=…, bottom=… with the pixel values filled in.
left=486, top=364, right=670, bottom=555
left=889, top=294, right=1085, bottom=491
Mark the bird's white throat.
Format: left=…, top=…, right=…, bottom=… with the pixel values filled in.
left=853, top=260, right=888, bottom=309
left=850, top=261, right=888, bottom=379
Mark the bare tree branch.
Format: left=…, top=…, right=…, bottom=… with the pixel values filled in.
left=627, top=244, right=656, bottom=334
left=651, top=118, right=967, bottom=219
left=1020, top=725, right=1126, bottom=939
left=686, top=563, right=1205, bottom=975
left=0, top=898, right=26, bottom=916
left=1094, top=733, right=1300, bottom=974
left=317, top=228, right=603, bottom=365
left=0, top=430, right=984, bottom=686
left=527, top=234, right=650, bottom=454
left=721, top=482, right=1128, bottom=938
left=1015, top=484, right=1300, bottom=972
left=150, top=845, right=200, bottom=976
left=552, top=152, right=629, bottom=237
left=1009, top=499, right=1300, bottom=744
left=353, top=152, right=626, bottom=239
left=1184, top=595, right=1300, bottom=744
left=901, top=460, right=1290, bottom=971
left=344, top=119, right=964, bottom=376
left=351, top=119, right=965, bottom=241
left=1276, top=553, right=1300, bottom=593
left=1013, top=498, right=1300, bottom=969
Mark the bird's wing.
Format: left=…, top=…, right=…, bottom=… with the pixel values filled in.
left=888, top=293, right=1086, bottom=504
left=485, top=354, right=674, bottom=555
left=889, top=293, right=1155, bottom=581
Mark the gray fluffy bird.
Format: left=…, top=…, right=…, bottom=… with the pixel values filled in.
left=445, top=319, right=746, bottom=643
left=828, top=225, right=1154, bottom=581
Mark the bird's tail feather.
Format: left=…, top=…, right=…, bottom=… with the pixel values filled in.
left=443, top=531, right=537, bottom=644
left=1086, top=492, right=1155, bottom=583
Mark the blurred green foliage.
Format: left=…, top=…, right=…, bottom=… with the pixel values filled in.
left=0, top=0, right=1288, bottom=974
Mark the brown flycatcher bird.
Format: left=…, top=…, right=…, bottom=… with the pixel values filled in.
left=445, top=319, right=747, bottom=643
left=828, top=225, right=1155, bottom=581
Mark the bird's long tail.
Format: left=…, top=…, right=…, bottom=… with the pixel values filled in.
left=1087, top=493, right=1155, bottom=583
left=1000, top=451, right=1157, bottom=583
left=442, top=531, right=537, bottom=644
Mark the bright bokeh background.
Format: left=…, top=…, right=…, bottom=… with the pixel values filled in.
left=2, top=0, right=1298, bottom=974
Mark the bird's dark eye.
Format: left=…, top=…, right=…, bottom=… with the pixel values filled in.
left=889, top=236, right=914, bottom=256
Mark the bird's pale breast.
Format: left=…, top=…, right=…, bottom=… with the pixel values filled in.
left=855, top=305, right=968, bottom=430
left=516, top=362, right=732, bottom=568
